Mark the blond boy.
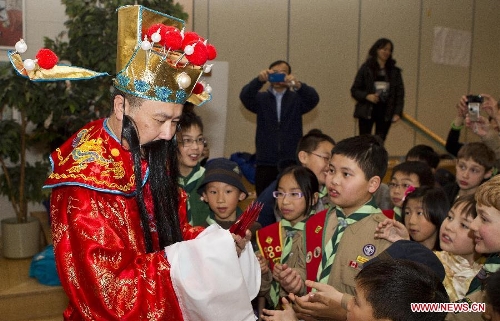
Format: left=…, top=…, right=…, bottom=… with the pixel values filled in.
left=447, top=174, right=500, bottom=321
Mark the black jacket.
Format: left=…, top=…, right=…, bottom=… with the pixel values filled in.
left=351, top=62, right=405, bottom=121
left=240, top=78, right=319, bottom=166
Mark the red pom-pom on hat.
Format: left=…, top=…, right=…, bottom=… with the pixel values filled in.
left=192, top=82, right=204, bottom=94
left=182, top=31, right=204, bottom=48
left=147, top=24, right=167, bottom=39
left=185, top=41, right=208, bottom=66
left=164, top=27, right=182, bottom=50
left=35, top=49, right=59, bottom=69
left=206, top=43, right=217, bottom=60
left=146, top=23, right=171, bottom=46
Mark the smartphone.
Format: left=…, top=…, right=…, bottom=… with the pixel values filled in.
left=268, top=73, right=285, bottom=83
left=467, top=95, right=483, bottom=122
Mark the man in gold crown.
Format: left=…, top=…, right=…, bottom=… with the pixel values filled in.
left=25, top=5, right=260, bottom=321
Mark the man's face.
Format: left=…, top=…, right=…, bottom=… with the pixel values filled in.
left=126, top=99, right=183, bottom=145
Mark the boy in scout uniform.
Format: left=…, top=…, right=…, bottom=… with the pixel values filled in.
left=277, top=135, right=393, bottom=321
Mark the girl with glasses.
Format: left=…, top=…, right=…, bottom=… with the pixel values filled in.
left=255, top=166, right=319, bottom=310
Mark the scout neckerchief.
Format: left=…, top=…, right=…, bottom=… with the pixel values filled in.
left=178, top=163, right=205, bottom=223
left=280, top=219, right=306, bottom=265
left=393, top=206, right=402, bottom=222
left=267, top=219, right=306, bottom=308
left=316, top=199, right=379, bottom=284
left=465, top=253, right=500, bottom=296
left=178, top=163, right=204, bottom=193
left=314, top=185, right=332, bottom=213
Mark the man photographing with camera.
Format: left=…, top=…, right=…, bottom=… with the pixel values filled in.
left=240, top=60, right=320, bottom=195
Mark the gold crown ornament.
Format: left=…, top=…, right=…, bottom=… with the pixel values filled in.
left=8, top=39, right=109, bottom=81
left=114, top=5, right=217, bottom=106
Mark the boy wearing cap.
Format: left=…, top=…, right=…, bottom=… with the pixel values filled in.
left=197, top=158, right=248, bottom=229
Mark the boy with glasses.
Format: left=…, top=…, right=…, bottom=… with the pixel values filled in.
left=177, top=107, right=211, bottom=226
left=386, top=161, right=435, bottom=221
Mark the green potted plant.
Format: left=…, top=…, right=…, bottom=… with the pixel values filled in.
left=0, top=65, right=57, bottom=258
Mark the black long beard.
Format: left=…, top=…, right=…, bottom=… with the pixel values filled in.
left=121, top=115, right=183, bottom=253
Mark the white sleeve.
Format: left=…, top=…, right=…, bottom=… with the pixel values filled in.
left=165, top=224, right=260, bottom=321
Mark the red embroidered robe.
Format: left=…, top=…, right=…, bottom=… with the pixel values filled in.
left=45, top=118, right=203, bottom=320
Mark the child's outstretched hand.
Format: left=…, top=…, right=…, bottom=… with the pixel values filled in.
left=256, top=252, right=269, bottom=274
left=374, top=218, right=409, bottom=242
left=305, top=280, right=343, bottom=304
left=261, top=296, right=298, bottom=321
left=287, top=280, right=346, bottom=320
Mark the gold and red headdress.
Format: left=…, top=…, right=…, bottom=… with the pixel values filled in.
left=114, top=5, right=216, bottom=106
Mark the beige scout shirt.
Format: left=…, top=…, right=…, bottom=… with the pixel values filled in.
left=325, top=212, right=392, bottom=294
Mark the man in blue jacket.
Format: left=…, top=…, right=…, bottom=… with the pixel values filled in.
left=240, top=60, right=320, bottom=195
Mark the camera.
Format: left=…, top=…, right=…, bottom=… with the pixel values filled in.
left=467, top=95, right=483, bottom=122
left=268, top=73, right=285, bottom=83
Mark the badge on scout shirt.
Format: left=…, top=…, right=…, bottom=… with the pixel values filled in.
left=349, top=260, right=359, bottom=269
left=349, top=255, right=369, bottom=271
left=362, top=244, right=376, bottom=256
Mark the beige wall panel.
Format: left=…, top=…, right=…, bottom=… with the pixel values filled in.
left=201, top=0, right=289, bottom=157
left=463, top=0, right=500, bottom=143
left=191, top=0, right=208, bottom=34
left=416, top=0, right=473, bottom=151
left=289, top=0, right=360, bottom=144
left=469, top=0, right=500, bottom=98
left=359, top=0, right=421, bottom=156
